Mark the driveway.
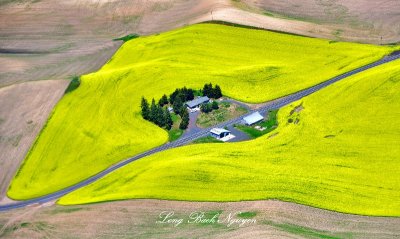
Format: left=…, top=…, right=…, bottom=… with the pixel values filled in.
left=182, top=110, right=202, bottom=138
left=226, top=125, right=251, bottom=142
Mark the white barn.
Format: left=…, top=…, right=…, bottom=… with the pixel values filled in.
left=210, top=128, right=231, bottom=139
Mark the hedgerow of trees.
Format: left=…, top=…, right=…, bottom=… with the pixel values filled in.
left=179, top=109, right=190, bottom=129
left=202, top=83, right=222, bottom=99
left=141, top=97, right=173, bottom=130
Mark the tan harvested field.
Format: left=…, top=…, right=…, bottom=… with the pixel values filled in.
left=0, top=0, right=228, bottom=87
left=1, top=199, right=399, bottom=238
left=238, top=0, right=400, bottom=43
left=0, top=80, right=69, bottom=201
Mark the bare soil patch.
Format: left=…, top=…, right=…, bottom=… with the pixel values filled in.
left=238, top=0, right=400, bottom=44
left=196, top=101, right=248, bottom=128
left=0, top=199, right=399, bottom=238
left=0, top=80, right=69, bottom=201
left=0, top=0, right=225, bottom=87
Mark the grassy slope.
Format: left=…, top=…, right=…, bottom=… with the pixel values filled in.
left=8, top=23, right=396, bottom=200
left=60, top=60, right=400, bottom=216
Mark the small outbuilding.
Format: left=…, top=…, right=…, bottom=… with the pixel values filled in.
left=210, top=128, right=231, bottom=139
left=243, top=111, right=264, bottom=125
left=185, top=96, right=210, bottom=109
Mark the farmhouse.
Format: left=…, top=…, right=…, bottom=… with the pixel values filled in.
left=210, top=128, right=231, bottom=139
left=243, top=111, right=264, bottom=125
left=185, top=96, right=209, bottom=109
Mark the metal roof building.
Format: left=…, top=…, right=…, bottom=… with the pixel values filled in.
left=210, top=128, right=231, bottom=139
left=243, top=111, right=264, bottom=125
left=185, top=96, right=210, bottom=109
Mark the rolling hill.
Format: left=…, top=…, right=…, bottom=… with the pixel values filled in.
left=8, top=23, right=397, bottom=200
left=59, top=58, right=400, bottom=216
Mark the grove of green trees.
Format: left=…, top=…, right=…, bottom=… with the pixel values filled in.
left=140, top=83, right=222, bottom=130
